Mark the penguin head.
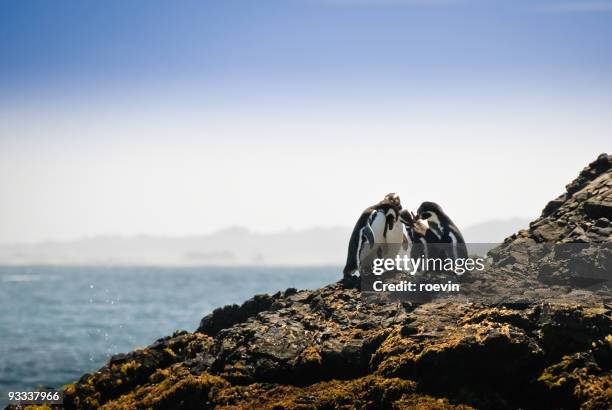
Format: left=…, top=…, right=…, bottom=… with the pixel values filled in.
left=374, top=194, right=401, bottom=230
left=383, top=193, right=402, bottom=209
left=399, top=209, right=414, bottom=226
left=384, top=206, right=399, bottom=231
left=416, top=202, right=446, bottom=231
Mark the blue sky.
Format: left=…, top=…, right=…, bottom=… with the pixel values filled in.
left=0, top=1, right=611, bottom=243
left=2, top=0, right=612, bottom=99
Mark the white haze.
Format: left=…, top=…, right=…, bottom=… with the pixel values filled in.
left=0, top=95, right=609, bottom=245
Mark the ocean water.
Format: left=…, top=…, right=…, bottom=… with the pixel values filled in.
left=0, top=266, right=339, bottom=405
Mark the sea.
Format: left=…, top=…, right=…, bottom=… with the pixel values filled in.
left=0, top=266, right=339, bottom=406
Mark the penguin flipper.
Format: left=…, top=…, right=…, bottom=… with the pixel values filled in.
left=344, top=222, right=363, bottom=278
left=344, top=209, right=377, bottom=277
left=362, top=225, right=376, bottom=249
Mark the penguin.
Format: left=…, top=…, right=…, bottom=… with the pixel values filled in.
left=415, top=202, right=468, bottom=260
left=382, top=193, right=409, bottom=256
left=398, top=208, right=437, bottom=269
left=343, top=194, right=405, bottom=279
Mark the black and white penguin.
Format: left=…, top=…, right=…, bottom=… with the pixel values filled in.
left=382, top=193, right=409, bottom=256
left=343, top=194, right=405, bottom=278
left=416, top=201, right=468, bottom=260
left=399, top=209, right=432, bottom=261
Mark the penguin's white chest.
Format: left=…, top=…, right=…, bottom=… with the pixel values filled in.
left=369, top=211, right=387, bottom=244
left=385, top=222, right=404, bottom=244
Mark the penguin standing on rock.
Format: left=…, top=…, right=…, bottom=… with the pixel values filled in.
left=343, top=193, right=405, bottom=279
left=416, top=201, right=468, bottom=260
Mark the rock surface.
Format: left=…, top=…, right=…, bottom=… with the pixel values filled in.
left=14, top=154, right=611, bottom=410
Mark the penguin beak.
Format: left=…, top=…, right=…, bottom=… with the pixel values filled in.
left=420, top=219, right=430, bottom=229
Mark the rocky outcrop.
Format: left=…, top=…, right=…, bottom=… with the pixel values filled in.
left=58, top=293, right=611, bottom=409
left=509, top=153, right=611, bottom=244
left=18, top=154, right=611, bottom=410
left=486, top=154, right=611, bottom=298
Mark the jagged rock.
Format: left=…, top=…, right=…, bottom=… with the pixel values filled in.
left=487, top=154, right=611, bottom=293
left=20, top=155, right=611, bottom=410
left=531, top=153, right=611, bottom=243
left=58, top=295, right=611, bottom=409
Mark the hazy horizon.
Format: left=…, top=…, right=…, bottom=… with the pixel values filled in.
left=0, top=217, right=531, bottom=266
left=0, top=215, right=531, bottom=243
left=0, top=216, right=532, bottom=246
